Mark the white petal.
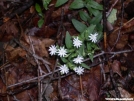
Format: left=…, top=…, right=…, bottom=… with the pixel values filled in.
left=57, top=47, right=67, bottom=57
left=48, top=45, right=57, bottom=55
left=73, top=55, right=83, bottom=64
left=73, top=37, right=82, bottom=48
left=59, top=65, right=69, bottom=74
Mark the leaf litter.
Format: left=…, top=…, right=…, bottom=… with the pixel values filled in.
left=0, top=0, right=134, bottom=101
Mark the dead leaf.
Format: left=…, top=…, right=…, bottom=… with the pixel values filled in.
left=111, top=60, right=122, bottom=77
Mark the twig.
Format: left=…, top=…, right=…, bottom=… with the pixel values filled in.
left=103, top=0, right=107, bottom=50
left=106, top=0, right=119, bottom=17
left=13, top=39, right=50, bottom=65
left=83, top=50, right=133, bottom=62
left=28, top=36, right=42, bottom=101
left=110, top=0, right=125, bottom=51
left=58, top=72, right=63, bottom=100
left=109, top=62, right=121, bottom=98
left=0, top=0, right=34, bottom=26
left=80, top=75, right=84, bottom=99
left=7, top=69, right=59, bottom=89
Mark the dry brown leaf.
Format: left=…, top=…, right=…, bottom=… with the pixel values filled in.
left=42, top=38, right=55, bottom=47
left=86, top=66, right=101, bottom=101
left=111, top=60, right=122, bottom=77
left=24, top=34, right=55, bottom=57
left=6, top=47, right=26, bottom=61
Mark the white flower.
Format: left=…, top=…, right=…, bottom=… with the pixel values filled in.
left=73, top=37, right=82, bottom=48
left=48, top=45, right=57, bottom=55
left=88, top=32, right=98, bottom=43
left=59, top=64, right=69, bottom=74
left=57, top=47, right=67, bottom=57
left=73, top=66, right=84, bottom=75
left=73, top=55, right=83, bottom=64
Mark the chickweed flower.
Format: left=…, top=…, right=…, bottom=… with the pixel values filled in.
left=57, top=47, right=67, bottom=57
left=88, top=32, right=98, bottom=43
left=73, top=66, right=84, bottom=75
left=59, top=64, right=69, bottom=74
left=48, top=45, right=57, bottom=55
left=73, top=37, right=82, bottom=48
left=73, top=55, right=83, bottom=64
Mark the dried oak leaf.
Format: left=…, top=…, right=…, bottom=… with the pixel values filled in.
left=111, top=60, right=122, bottom=77
left=5, top=46, right=26, bottom=61
left=24, top=34, right=55, bottom=57
left=0, top=21, right=18, bottom=41
left=108, top=17, right=134, bottom=49
left=86, top=66, right=101, bottom=101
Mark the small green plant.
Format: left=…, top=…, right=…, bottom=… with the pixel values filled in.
left=35, top=0, right=51, bottom=28
left=35, top=3, right=44, bottom=28
left=42, top=0, right=103, bottom=75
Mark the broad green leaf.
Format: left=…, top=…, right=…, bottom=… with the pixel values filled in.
left=86, top=5, right=100, bottom=16
left=78, top=44, right=85, bottom=56
left=96, top=23, right=103, bottom=31
left=107, top=9, right=117, bottom=24
left=69, top=0, right=84, bottom=9
left=43, top=0, right=51, bottom=10
left=79, top=10, right=90, bottom=21
left=35, top=3, right=42, bottom=13
left=55, top=0, right=68, bottom=7
left=87, top=0, right=103, bottom=10
left=90, top=12, right=102, bottom=24
left=68, top=53, right=77, bottom=61
left=87, top=42, right=92, bottom=51
left=39, top=13, right=44, bottom=18
left=68, top=49, right=75, bottom=53
left=84, top=25, right=96, bottom=39
left=89, top=53, right=94, bottom=62
left=72, top=19, right=87, bottom=33
left=67, top=62, right=75, bottom=69
left=61, top=57, right=68, bottom=63
left=38, top=19, right=44, bottom=28
left=81, top=63, right=90, bottom=69
left=65, top=31, right=73, bottom=49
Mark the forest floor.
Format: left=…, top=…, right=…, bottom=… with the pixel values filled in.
left=0, top=0, right=134, bottom=101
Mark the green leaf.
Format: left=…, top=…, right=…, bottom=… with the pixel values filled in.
left=35, top=3, right=42, bottom=13
left=67, top=62, right=75, bottom=69
left=89, top=53, right=94, bottom=62
left=107, top=9, right=117, bottom=24
left=81, top=63, right=90, bottom=69
left=38, top=19, right=44, bottom=28
left=87, top=42, right=92, bottom=51
left=68, top=52, right=77, bottom=60
left=43, top=0, right=51, bottom=10
left=90, top=12, right=102, bottom=24
left=87, top=0, right=103, bottom=10
left=69, top=0, right=84, bottom=9
left=55, top=0, right=68, bottom=7
left=61, top=57, right=68, bottom=63
left=86, top=5, right=100, bottom=16
left=65, top=31, right=73, bottom=49
left=79, top=10, right=90, bottom=21
left=84, top=25, right=96, bottom=39
left=72, top=19, right=87, bottom=33
left=38, top=13, right=44, bottom=18
left=78, top=44, right=85, bottom=56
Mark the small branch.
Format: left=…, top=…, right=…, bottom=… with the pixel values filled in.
left=28, top=36, right=42, bottom=101
left=0, top=0, right=34, bottom=26
left=109, top=63, right=121, bottom=98
left=80, top=75, right=84, bottom=98
left=7, top=69, right=59, bottom=89
left=84, top=50, right=133, bottom=62
left=13, top=39, right=50, bottom=65
left=106, top=0, right=119, bottom=17
left=110, top=0, right=125, bottom=51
